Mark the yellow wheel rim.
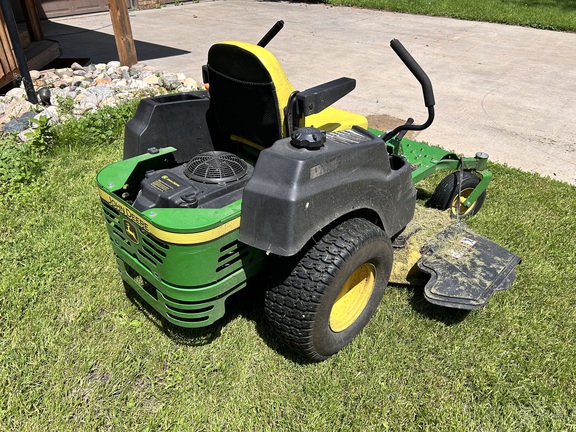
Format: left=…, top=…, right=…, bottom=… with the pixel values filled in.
left=451, top=188, right=476, bottom=217
left=329, top=263, right=376, bottom=333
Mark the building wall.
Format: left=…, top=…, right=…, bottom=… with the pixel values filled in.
left=135, top=0, right=180, bottom=10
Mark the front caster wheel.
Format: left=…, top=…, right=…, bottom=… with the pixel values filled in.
left=430, top=170, right=486, bottom=218
left=265, top=218, right=393, bottom=362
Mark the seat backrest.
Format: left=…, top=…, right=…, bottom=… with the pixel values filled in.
left=207, top=41, right=296, bottom=149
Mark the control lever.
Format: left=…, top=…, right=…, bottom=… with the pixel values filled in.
left=382, top=39, right=435, bottom=142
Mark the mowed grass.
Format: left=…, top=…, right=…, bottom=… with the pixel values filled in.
left=1, top=120, right=575, bottom=430
left=325, top=0, right=576, bottom=32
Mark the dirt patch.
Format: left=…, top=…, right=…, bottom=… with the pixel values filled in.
left=366, top=114, right=420, bottom=140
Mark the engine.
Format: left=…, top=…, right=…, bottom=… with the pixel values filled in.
left=132, top=151, right=253, bottom=211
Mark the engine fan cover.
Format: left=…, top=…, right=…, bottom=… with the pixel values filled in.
left=184, top=151, right=248, bottom=184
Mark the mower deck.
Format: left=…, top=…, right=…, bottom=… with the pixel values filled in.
left=418, top=223, right=521, bottom=309
left=370, top=129, right=493, bottom=211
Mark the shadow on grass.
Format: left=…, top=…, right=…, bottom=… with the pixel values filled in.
left=416, top=187, right=433, bottom=202
left=122, top=276, right=280, bottom=349
left=402, top=284, right=471, bottom=325
left=123, top=284, right=224, bottom=346
left=124, top=270, right=467, bottom=361
left=123, top=275, right=328, bottom=363
left=219, top=279, right=316, bottom=364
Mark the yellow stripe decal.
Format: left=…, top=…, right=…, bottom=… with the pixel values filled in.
left=99, top=189, right=240, bottom=245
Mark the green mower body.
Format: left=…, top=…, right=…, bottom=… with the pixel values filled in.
left=98, top=148, right=267, bottom=327
left=97, top=125, right=416, bottom=328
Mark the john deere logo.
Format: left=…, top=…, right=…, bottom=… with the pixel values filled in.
left=122, top=219, right=139, bottom=244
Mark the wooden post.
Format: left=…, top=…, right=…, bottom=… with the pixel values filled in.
left=20, top=0, right=43, bottom=41
left=0, top=0, right=37, bottom=102
left=108, top=0, right=137, bottom=67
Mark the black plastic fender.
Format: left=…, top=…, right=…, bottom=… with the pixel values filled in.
left=238, top=127, right=416, bottom=256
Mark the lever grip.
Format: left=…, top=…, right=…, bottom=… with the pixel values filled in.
left=390, top=39, right=435, bottom=107
left=258, top=20, right=285, bottom=47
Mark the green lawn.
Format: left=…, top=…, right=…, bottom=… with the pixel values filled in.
left=1, top=2, right=575, bottom=428
left=0, top=103, right=575, bottom=430
left=325, top=0, right=576, bottom=32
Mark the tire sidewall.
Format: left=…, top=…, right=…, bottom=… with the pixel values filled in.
left=311, top=234, right=392, bottom=358
left=431, top=171, right=485, bottom=217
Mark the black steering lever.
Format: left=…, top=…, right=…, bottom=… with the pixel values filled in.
left=382, top=39, right=435, bottom=142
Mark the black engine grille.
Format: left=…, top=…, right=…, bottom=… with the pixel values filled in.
left=184, top=151, right=248, bottom=184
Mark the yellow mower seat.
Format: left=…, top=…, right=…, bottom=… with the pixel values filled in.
left=206, top=41, right=367, bottom=149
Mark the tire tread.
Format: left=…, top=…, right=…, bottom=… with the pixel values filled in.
left=265, top=218, right=387, bottom=361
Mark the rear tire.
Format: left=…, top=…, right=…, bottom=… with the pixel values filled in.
left=265, top=218, right=393, bottom=361
left=430, top=170, right=486, bottom=217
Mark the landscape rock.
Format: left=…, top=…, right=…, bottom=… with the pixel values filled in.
left=5, top=87, right=27, bottom=101
left=38, top=106, right=62, bottom=125
left=0, top=98, right=33, bottom=122
left=183, top=77, right=198, bottom=88
left=143, top=74, right=159, bottom=85
left=95, top=78, right=113, bottom=86
left=2, top=110, right=36, bottom=132
left=0, top=61, right=204, bottom=135
left=18, top=128, right=34, bottom=142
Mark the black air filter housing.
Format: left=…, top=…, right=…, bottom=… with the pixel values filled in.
left=133, top=152, right=253, bottom=211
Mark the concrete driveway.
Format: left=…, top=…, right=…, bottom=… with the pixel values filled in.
left=44, top=0, right=576, bottom=185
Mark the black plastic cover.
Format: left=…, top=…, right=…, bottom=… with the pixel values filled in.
left=124, top=92, right=215, bottom=163
left=239, top=127, right=416, bottom=256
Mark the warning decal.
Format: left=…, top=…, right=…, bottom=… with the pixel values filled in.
left=151, top=175, right=182, bottom=192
